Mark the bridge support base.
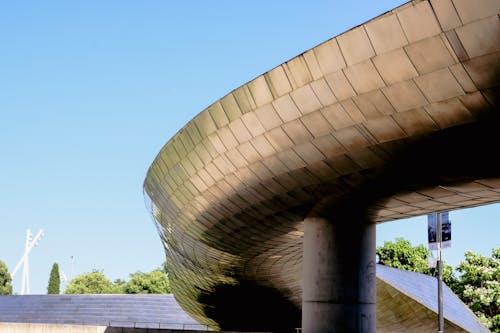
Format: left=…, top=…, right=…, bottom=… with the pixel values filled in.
left=302, top=215, right=376, bottom=333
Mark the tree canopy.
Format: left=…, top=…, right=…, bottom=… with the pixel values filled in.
left=64, top=266, right=170, bottom=295
left=0, top=260, right=13, bottom=295
left=64, top=271, right=121, bottom=294
left=123, top=269, right=171, bottom=294
left=47, top=263, right=60, bottom=294
left=454, top=248, right=499, bottom=332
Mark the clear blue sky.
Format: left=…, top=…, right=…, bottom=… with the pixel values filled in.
left=0, top=1, right=498, bottom=295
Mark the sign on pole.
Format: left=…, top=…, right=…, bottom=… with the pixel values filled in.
left=427, top=212, right=451, bottom=250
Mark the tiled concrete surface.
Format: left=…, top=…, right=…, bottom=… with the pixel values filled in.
left=376, top=265, right=488, bottom=332
left=144, top=0, right=500, bottom=330
left=0, top=295, right=206, bottom=330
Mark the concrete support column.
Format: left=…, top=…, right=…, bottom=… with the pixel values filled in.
left=302, top=215, right=376, bottom=333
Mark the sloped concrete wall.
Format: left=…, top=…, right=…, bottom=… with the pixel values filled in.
left=0, top=322, right=107, bottom=333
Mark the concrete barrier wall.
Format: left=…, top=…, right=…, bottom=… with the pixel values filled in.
left=0, top=322, right=107, bottom=333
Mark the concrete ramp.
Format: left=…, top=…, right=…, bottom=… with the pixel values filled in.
left=0, top=294, right=207, bottom=330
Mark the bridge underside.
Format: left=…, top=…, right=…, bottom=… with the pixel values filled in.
left=144, top=0, right=500, bottom=331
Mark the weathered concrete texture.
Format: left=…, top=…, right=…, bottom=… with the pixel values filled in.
left=144, top=0, right=500, bottom=330
left=376, top=265, right=489, bottom=333
left=0, top=323, right=216, bottom=333
left=0, top=322, right=107, bottom=333
left=0, top=294, right=206, bottom=330
left=302, top=216, right=376, bottom=333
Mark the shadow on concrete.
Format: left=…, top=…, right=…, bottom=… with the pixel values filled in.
left=197, top=280, right=300, bottom=333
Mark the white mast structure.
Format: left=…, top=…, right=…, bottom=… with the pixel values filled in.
left=11, top=229, right=44, bottom=295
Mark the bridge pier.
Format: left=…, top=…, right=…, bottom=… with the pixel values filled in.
left=302, top=214, right=376, bottom=333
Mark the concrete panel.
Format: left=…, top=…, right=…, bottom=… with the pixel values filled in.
left=463, top=51, right=500, bottom=90
left=220, top=93, right=242, bottom=122
left=312, top=38, right=346, bottom=75
left=449, top=63, right=477, bottom=93
left=365, top=13, right=408, bottom=54
left=250, top=135, right=276, bottom=158
left=397, top=1, right=442, bottom=42
left=290, top=85, right=322, bottom=115
left=310, top=78, right=337, bottom=106
left=444, top=30, right=470, bottom=62
left=424, top=98, right=473, bottom=128
left=293, top=142, right=325, bottom=163
left=311, top=134, right=346, bottom=157
left=414, top=68, right=464, bottom=102
left=254, top=103, right=282, bottom=131
left=285, top=55, right=313, bottom=89
left=405, top=35, right=456, bottom=74
left=240, top=112, right=266, bottom=137
left=225, top=148, right=249, bottom=169
left=276, top=150, right=307, bottom=170
left=459, top=91, right=492, bottom=118
left=301, top=111, right=334, bottom=138
left=303, top=50, right=323, bottom=80
left=340, top=99, right=366, bottom=123
left=265, top=127, right=295, bottom=151
left=0, top=323, right=107, bottom=333
left=363, top=117, right=406, bottom=143
left=325, top=70, right=356, bottom=101
left=382, top=80, right=428, bottom=111
left=353, top=90, right=395, bottom=119
left=272, top=94, right=301, bottom=122
left=452, top=0, right=500, bottom=24
left=207, top=102, right=229, bottom=128
left=332, top=127, right=371, bottom=151
left=343, top=60, right=385, bottom=95
left=265, top=65, right=292, bottom=98
left=236, top=141, right=262, bottom=164
left=229, top=118, right=253, bottom=144
left=392, top=108, right=439, bottom=136
left=282, top=119, right=313, bottom=145
left=337, top=26, right=375, bottom=66
left=248, top=76, right=274, bottom=107
left=430, top=0, right=462, bottom=31
left=322, top=101, right=356, bottom=130
left=456, top=15, right=500, bottom=58
left=373, top=48, right=418, bottom=85
left=233, top=85, right=256, bottom=114
left=217, top=126, right=239, bottom=150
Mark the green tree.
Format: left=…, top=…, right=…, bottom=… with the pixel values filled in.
left=376, top=238, right=456, bottom=286
left=161, top=261, right=169, bottom=276
left=123, top=269, right=170, bottom=294
left=0, top=260, right=13, bottom=295
left=65, top=270, right=122, bottom=294
left=454, top=248, right=499, bottom=332
left=47, top=263, right=60, bottom=294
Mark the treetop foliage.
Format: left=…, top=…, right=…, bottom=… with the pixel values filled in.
left=64, top=270, right=122, bottom=294
left=64, top=264, right=170, bottom=295
left=0, top=260, right=13, bottom=295
left=123, top=269, right=170, bottom=294
left=47, top=263, right=60, bottom=294
left=455, top=248, right=499, bottom=331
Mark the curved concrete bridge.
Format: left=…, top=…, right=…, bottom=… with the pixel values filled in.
left=144, top=0, right=500, bottom=331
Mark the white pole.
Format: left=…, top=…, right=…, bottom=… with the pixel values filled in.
left=12, top=229, right=44, bottom=295
left=437, top=213, right=444, bottom=332
left=21, top=229, right=31, bottom=295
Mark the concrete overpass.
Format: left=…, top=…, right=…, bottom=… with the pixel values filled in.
left=143, top=0, right=500, bottom=331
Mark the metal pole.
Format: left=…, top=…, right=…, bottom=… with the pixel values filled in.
left=437, top=212, right=444, bottom=332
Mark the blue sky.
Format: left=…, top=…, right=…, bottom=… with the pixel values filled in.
left=0, top=1, right=498, bottom=294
